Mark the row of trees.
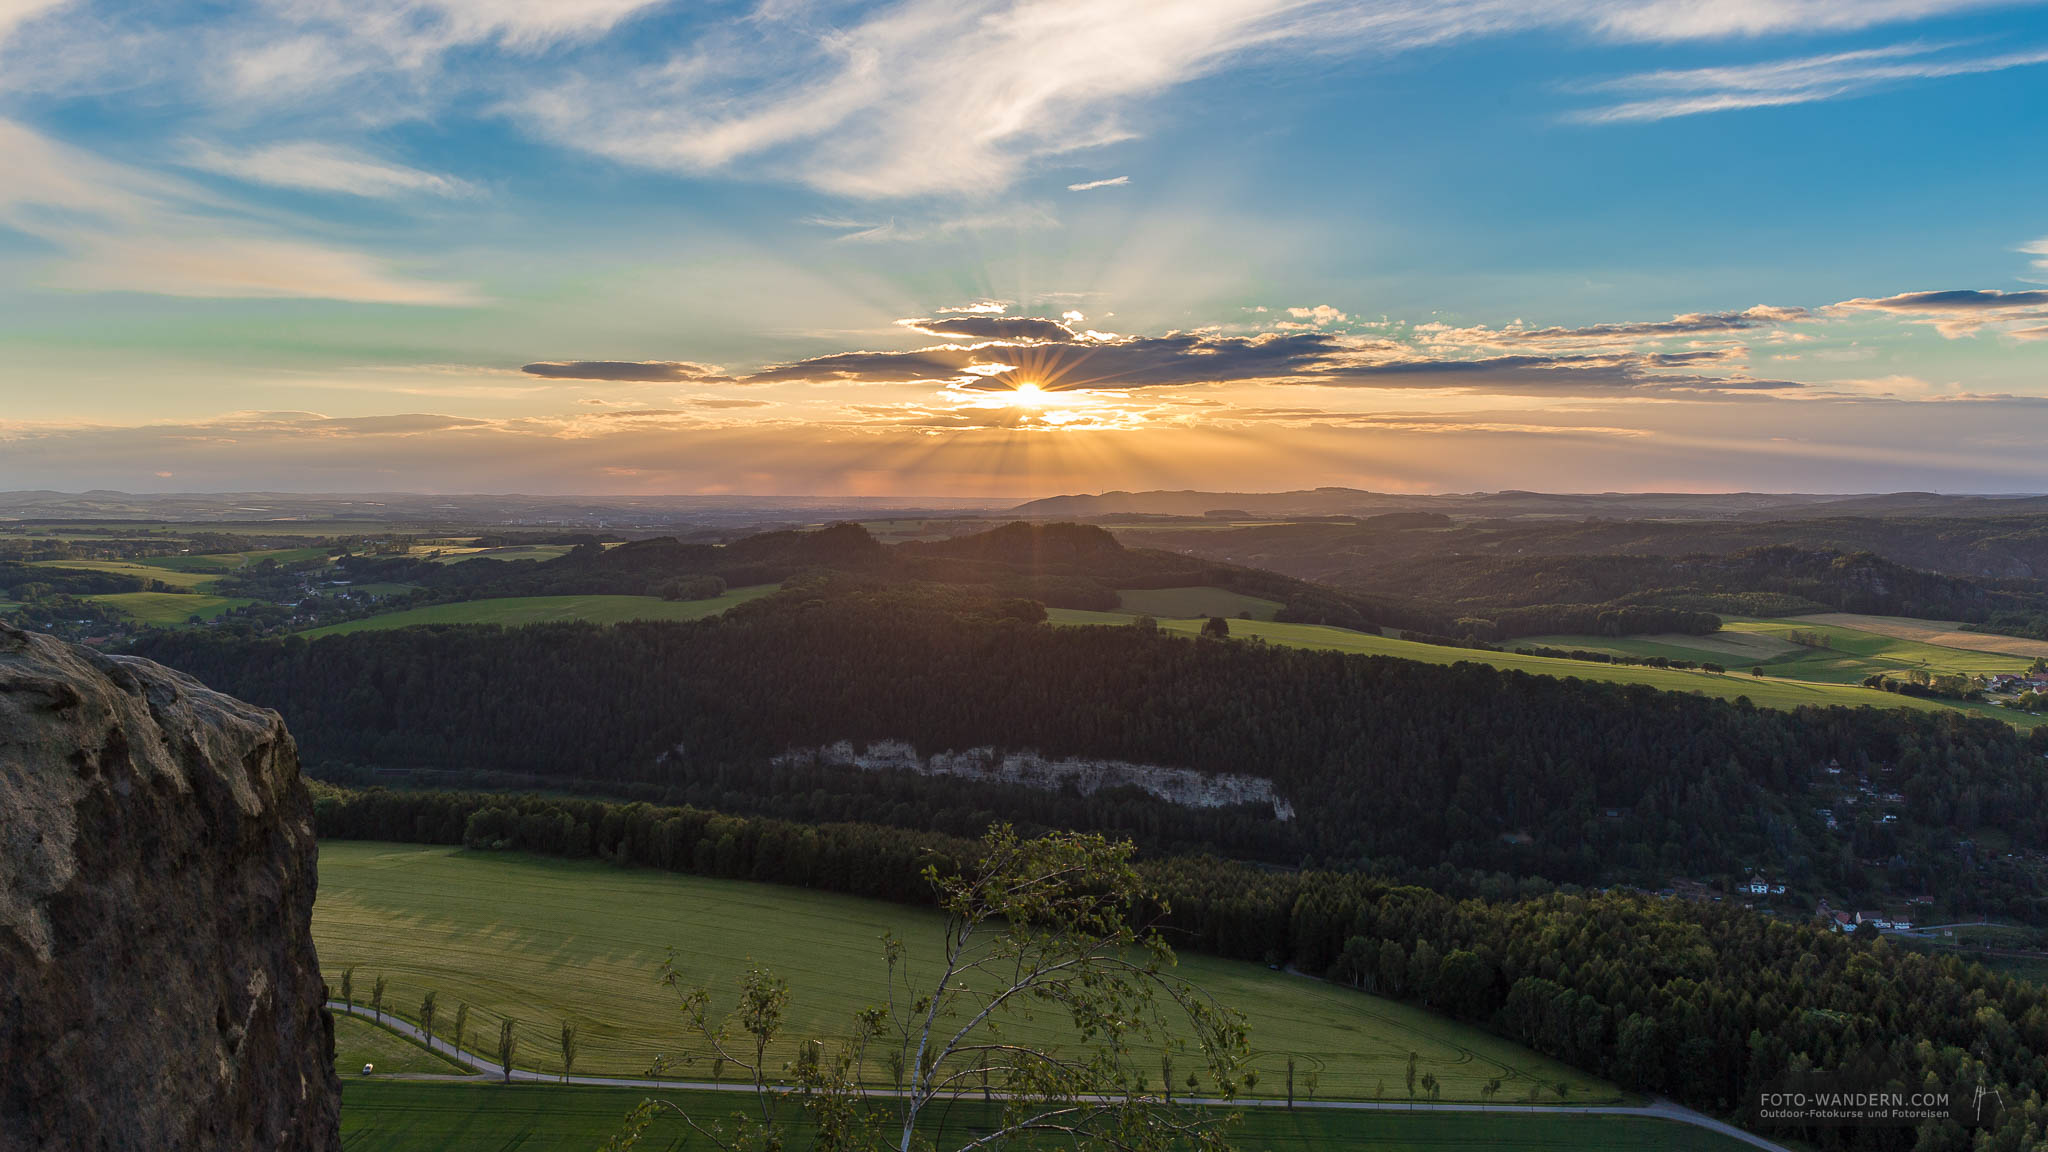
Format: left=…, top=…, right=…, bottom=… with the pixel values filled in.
left=334, top=967, right=572, bottom=1083
left=315, top=787, right=2048, bottom=1150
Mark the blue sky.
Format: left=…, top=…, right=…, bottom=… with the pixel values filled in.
left=0, top=0, right=2044, bottom=496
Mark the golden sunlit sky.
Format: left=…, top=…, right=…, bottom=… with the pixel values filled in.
left=2, top=1, right=2046, bottom=497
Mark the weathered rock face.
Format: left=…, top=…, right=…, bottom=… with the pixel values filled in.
left=0, top=625, right=340, bottom=1152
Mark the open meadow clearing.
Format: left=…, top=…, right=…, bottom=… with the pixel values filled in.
left=334, top=1013, right=466, bottom=1078
left=334, top=1081, right=1751, bottom=1152
left=314, top=843, right=1617, bottom=1105
left=301, top=587, right=776, bottom=636
left=1046, top=605, right=2040, bottom=726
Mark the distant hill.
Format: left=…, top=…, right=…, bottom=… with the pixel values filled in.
left=1010, top=488, right=2048, bottom=522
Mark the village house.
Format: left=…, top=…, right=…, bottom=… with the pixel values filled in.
left=1742, top=874, right=1788, bottom=896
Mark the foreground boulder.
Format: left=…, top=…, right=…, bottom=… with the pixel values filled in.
left=0, top=625, right=339, bottom=1151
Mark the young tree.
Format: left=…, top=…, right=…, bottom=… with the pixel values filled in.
left=499, top=1018, right=518, bottom=1083
left=561, top=1022, right=579, bottom=1083
left=1285, top=1057, right=1295, bottom=1110
left=420, top=991, right=438, bottom=1052
left=371, top=975, right=387, bottom=1023
left=615, top=825, right=1249, bottom=1152
left=453, top=1003, right=469, bottom=1062
left=340, top=967, right=355, bottom=1012
left=1405, top=1051, right=1418, bottom=1099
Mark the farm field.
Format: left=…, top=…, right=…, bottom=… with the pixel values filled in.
left=313, top=843, right=1617, bottom=1104
left=1045, top=606, right=2037, bottom=724
left=1117, top=585, right=1282, bottom=621
left=1523, top=615, right=2040, bottom=684
left=336, top=1081, right=1749, bottom=1152
left=89, top=591, right=254, bottom=624
left=1516, top=613, right=2043, bottom=728
left=413, top=544, right=579, bottom=565
left=300, top=587, right=776, bottom=637
left=1792, top=613, right=2048, bottom=660
left=32, top=558, right=224, bottom=589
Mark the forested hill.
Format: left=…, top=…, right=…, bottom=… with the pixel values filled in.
left=332, top=519, right=1420, bottom=630
left=1132, top=517, right=2048, bottom=635
left=134, top=582, right=2048, bottom=921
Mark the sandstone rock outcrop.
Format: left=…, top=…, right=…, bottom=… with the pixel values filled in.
left=0, top=625, right=340, bottom=1152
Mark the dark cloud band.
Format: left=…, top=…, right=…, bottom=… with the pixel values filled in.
left=522, top=360, right=730, bottom=382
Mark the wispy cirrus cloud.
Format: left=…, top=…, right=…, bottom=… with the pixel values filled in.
left=0, top=118, right=478, bottom=303
left=182, top=140, right=473, bottom=198
left=2023, top=237, right=2048, bottom=277
left=5, top=1, right=2039, bottom=200
left=507, top=0, right=2046, bottom=197
left=1067, top=176, right=1128, bottom=191
left=1575, top=40, right=2048, bottom=122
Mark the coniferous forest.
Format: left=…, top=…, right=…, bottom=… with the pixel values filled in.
left=137, top=578, right=2048, bottom=920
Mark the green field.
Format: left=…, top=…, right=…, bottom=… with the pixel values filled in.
left=1117, top=586, right=1283, bottom=621
left=426, top=544, right=577, bottom=565
left=338, top=1081, right=1747, bottom=1152
left=129, top=554, right=243, bottom=574
left=1045, top=608, right=2029, bottom=722
left=301, top=587, right=777, bottom=637
left=89, top=591, right=255, bottom=624
left=1515, top=614, right=2042, bottom=728
left=336, top=1013, right=467, bottom=1077
left=314, top=844, right=1615, bottom=1104
left=1523, top=617, right=2031, bottom=685
left=32, top=558, right=223, bottom=590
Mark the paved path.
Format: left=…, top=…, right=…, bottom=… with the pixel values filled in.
left=330, top=1002, right=1790, bottom=1151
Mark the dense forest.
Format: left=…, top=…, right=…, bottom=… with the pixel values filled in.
left=137, top=578, right=2048, bottom=919
left=314, top=784, right=2048, bottom=1151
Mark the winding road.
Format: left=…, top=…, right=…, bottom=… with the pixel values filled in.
left=330, top=1002, right=1791, bottom=1151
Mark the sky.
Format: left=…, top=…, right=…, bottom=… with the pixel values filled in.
left=0, top=0, right=2045, bottom=498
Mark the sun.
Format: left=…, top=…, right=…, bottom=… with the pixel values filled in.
left=1003, top=382, right=1053, bottom=407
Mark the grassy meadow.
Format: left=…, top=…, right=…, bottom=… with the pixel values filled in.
left=335, top=1013, right=467, bottom=1078
left=314, top=843, right=1617, bottom=1105
left=336, top=1081, right=1750, bottom=1152
left=1047, top=606, right=2024, bottom=721
left=301, top=586, right=776, bottom=637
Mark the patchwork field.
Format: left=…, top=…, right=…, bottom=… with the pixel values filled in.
left=300, top=587, right=776, bottom=637
left=1046, top=607, right=2041, bottom=725
left=335, top=1081, right=1749, bottom=1152
left=1791, top=613, right=2048, bottom=660
left=1513, top=612, right=2043, bottom=729
left=313, top=843, right=1617, bottom=1104
left=88, top=591, right=254, bottom=624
